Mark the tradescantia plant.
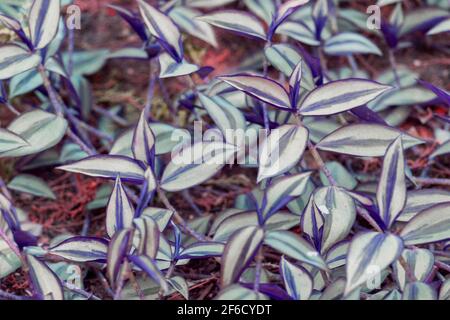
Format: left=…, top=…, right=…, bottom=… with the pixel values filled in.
left=0, top=0, right=449, bottom=301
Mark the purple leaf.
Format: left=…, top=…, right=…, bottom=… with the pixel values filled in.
left=106, top=176, right=135, bottom=238
left=108, top=5, right=148, bottom=41
left=418, top=79, right=450, bottom=108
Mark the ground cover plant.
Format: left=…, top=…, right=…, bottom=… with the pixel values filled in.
left=0, top=0, right=449, bottom=301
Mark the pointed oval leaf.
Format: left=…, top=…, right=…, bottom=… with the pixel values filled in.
left=160, top=141, right=235, bottom=192
left=345, top=232, right=403, bottom=295
left=169, top=7, right=218, bottom=47
left=106, top=176, right=135, bottom=238
left=393, top=248, right=434, bottom=290
left=427, top=17, right=450, bottom=35
left=324, top=32, right=382, bottom=56
left=141, top=207, right=174, bottom=232
left=399, top=189, right=450, bottom=222
left=133, top=216, right=160, bottom=259
left=258, top=124, right=308, bottom=182
left=58, top=155, right=145, bottom=183
left=399, top=202, right=450, bottom=245
left=0, top=45, right=40, bottom=80
left=158, top=52, right=199, bottom=78
left=27, top=254, right=64, bottom=300
left=377, top=137, right=406, bottom=229
left=29, top=0, right=61, bottom=49
left=178, top=242, right=225, bottom=259
left=264, top=230, right=328, bottom=270
left=137, top=0, right=183, bottom=61
left=48, top=236, right=108, bottom=263
left=7, top=174, right=56, bottom=199
left=402, top=282, right=437, bottom=300
left=132, top=111, right=155, bottom=165
left=299, top=79, right=392, bottom=116
left=219, top=74, right=291, bottom=110
left=280, top=256, right=313, bottom=300
left=316, top=124, right=424, bottom=157
left=262, top=172, right=312, bottom=220
left=129, top=255, right=169, bottom=293
left=197, top=10, right=266, bottom=40
left=221, top=226, right=264, bottom=287
left=107, top=228, right=133, bottom=288
left=4, top=110, right=67, bottom=157
left=0, top=128, right=28, bottom=156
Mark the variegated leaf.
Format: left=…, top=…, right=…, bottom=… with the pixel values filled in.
left=27, top=254, right=64, bottom=300
left=4, top=110, right=67, bottom=157
left=298, top=79, right=391, bottom=116
left=0, top=128, right=28, bottom=156
left=427, top=17, right=450, bottom=35
left=280, top=256, right=313, bottom=300
left=261, top=172, right=312, bottom=220
left=393, top=248, right=434, bottom=290
left=133, top=216, right=160, bottom=259
left=178, top=242, right=225, bottom=259
left=141, top=207, right=174, bottom=232
left=158, top=52, right=199, bottom=78
left=58, top=155, right=145, bottom=183
left=169, top=7, right=218, bottom=47
left=0, top=45, right=41, bottom=80
left=345, top=232, right=403, bottom=295
left=399, top=202, right=450, bottom=245
left=132, top=111, right=155, bottom=166
left=377, top=137, right=406, bottom=229
left=48, top=236, right=108, bottom=263
left=129, top=255, right=169, bottom=293
left=264, top=230, right=328, bottom=270
left=402, top=282, right=437, bottom=300
left=160, top=141, right=235, bottom=192
left=398, top=189, right=450, bottom=222
left=107, top=228, right=133, bottom=288
left=317, top=124, right=424, bottom=157
left=28, top=0, right=61, bottom=49
left=137, top=0, right=183, bottom=61
left=219, top=74, right=291, bottom=110
left=324, top=32, right=382, bottom=56
left=258, top=125, right=308, bottom=182
left=197, top=10, right=266, bottom=40
left=221, top=226, right=264, bottom=287
left=106, top=176, right=135, bottom=237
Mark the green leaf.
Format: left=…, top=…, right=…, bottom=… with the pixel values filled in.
left=8, top=174, right=56, bottom=199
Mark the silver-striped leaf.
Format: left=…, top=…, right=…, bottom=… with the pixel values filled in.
left=398, top=189, right=450, bottom=222
left=393, top=248, right=434, bottom=290
left=158, top=52, right=199, bottom=78
left=323, top=32, right=382, bottom=56
left=197, top=10, right=266, bottom=40
left=219, top=74, right=291, bottom=110
left=133, top=216, right=160, bottom=259
left=4, top=110, right=67, bottom=157
left=345, top=232, right=403, bottom=295
left=48, top=236, right=108, bottom=263
left=221, top=226, right=264, bottom=287
left=107, top=228, right=133, bottom=288
left=402, top=282, right=437, bottom=300
left=106, top=176, right=135, bottom=237
left=137, top=0, right=183, bottom=61
left=169, top=6, right=218, bottom=47
left=129, top=255, right=169, bottom=293
left=316, top=124, right=424, bottom=157
left=160, top=141, right=235, bottom=192
left=298, top=79, right=391, bottom=116
left=27, top=254, right=64, bottom=300
left=261, top=172, right=312, bottom=220
left=258, top=124, right=308, bottom=182
left=264, top=230, right=328, bottom=270
left=28, top=0, right=61, bottom=49
left=399, top=202, right=450, bottom=245
left=58, top=155, right=145, bottom=183
left=178, top=241, right=225, bottom=259
left=132, top=110, right=155, bottom=165
left=280, top=256, right=313, bottom=300
left=376, top=137, right=406, bottom=229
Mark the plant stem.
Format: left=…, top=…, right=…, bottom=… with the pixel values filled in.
left=157, top=187, right=208, bottom=241
left=4, top=102, right=20, bottom=116
left=38, top=65, right=64, bottom=116
left=0, top=290, right=31, bottom=300
left=388, top=49, right=401, bottom=87
left=398, top=256, right=416, bottom=282
left=253, top=247, right=263, bottom=293
left=413, top=177, right=450, bottom=186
